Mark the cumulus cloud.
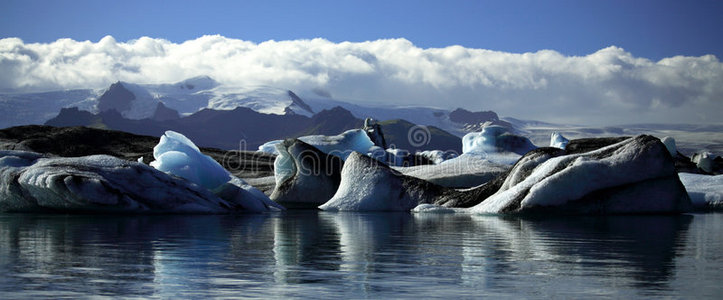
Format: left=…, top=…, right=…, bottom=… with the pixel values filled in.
left=1, top=35, right=721, bottom=125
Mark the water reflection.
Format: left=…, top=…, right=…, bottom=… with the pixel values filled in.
left=0, top=211, right=705, bottom=298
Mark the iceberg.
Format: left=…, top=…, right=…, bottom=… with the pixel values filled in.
left=692, top=152, right=714, bottom=173
left=0, top=130, right=284, bottom=213
left=395, top=153, right=508, bottom=188
left=0, top=150, right=241, bottom=213
left=661, top=136, right=677, bottom=157
left=318, top=135, right=693, bottom=214
left=550, top=132, right=569, bottom=149
left=257, top=140, right=282, bottom=155
left=471, top=135, right=692, bottom=214
left=461, top=125, right=536, bottom=164
left=462, top=125, right=536, bottom=155
left=149, top=130, right=281, bottom=212
left=318, top=152, right=443, bottom=211
left=269, top=139, right=344, bottom=208
left=318, top=152, right=491, bottom=211
left=258, top=129, right=374, bottom=160
left=150, top=131, right=230, bottom=190
left=678, top=173, right=723, bottom=210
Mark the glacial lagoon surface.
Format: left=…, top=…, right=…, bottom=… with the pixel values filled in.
left=1, top=211, right=722, bottom=299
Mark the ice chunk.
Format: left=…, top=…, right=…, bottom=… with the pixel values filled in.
left=678, top=173, right=723, bottom=210
left=258, top=129, right=375, bottom=160
left=550, top=132, right=569, bottom=149
left=257, top=140, right=282, bottom=155
left=462, top=125, right=536, bottom=164
left=661, top=136, right=677, bottom=156
left=212, top=177, right=285, bottom=212
left=692, top=152, right=714, bottom=173
left=298, top=129, right=374, bottom=160
left=150, top=131, right=230, bottom=190
left=411, top=204, right=458, bottom=213
left=416, top=150, right=456, bottom=165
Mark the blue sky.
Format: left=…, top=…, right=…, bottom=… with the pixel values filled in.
left=1, top=0, right=722, bottom=125
left=1, top=0, right=721, bottom=60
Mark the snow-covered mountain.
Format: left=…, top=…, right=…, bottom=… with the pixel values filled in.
left=95, top=76, right=315, bottom=119
left=0, top=89, right=100, bottom=129
left=2, top=76, right=721, bottom=156
left=0, top=76, right=317, bottom=128
left=0, top=76, right=497, bottom=134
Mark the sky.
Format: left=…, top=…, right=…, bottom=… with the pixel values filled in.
left=1, top=0, right=722, bottom=125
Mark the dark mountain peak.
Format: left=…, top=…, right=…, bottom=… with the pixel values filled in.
left=287, top=90, right=314, bottom=115
left=97, top=81, right=136, bottom=113
left=449, top=108, right=499, bottom=124
left=152, top=102, right=180, bottom=121
left=312, top=106, right=355, bottom=119
left=45, top=107, right=98, bottom=127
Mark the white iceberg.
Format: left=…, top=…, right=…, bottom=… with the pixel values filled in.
left=258, top=129, right=374, bottom=160
left=550, top=132, right=569, bottom=149
left=462, top=125, right=536, bottom=165
left=661, top=136, right=677, bottom=157
left=150, top=131, right=230, bottom=190
left=678, top=173, right=723, bottom=210
left=692, top=152, right=714, bottom=173
left=257, top=140, right=282, bottom=155
left=150, top=131, right=281, bottom=212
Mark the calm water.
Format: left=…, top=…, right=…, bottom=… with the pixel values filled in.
left=1, top=211, right=722, bottom=299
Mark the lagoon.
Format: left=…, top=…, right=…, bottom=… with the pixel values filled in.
left=1, top=211, right=722, bottom=298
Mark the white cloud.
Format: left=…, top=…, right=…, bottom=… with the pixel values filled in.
left=1, top=35, right=721, bottom=125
